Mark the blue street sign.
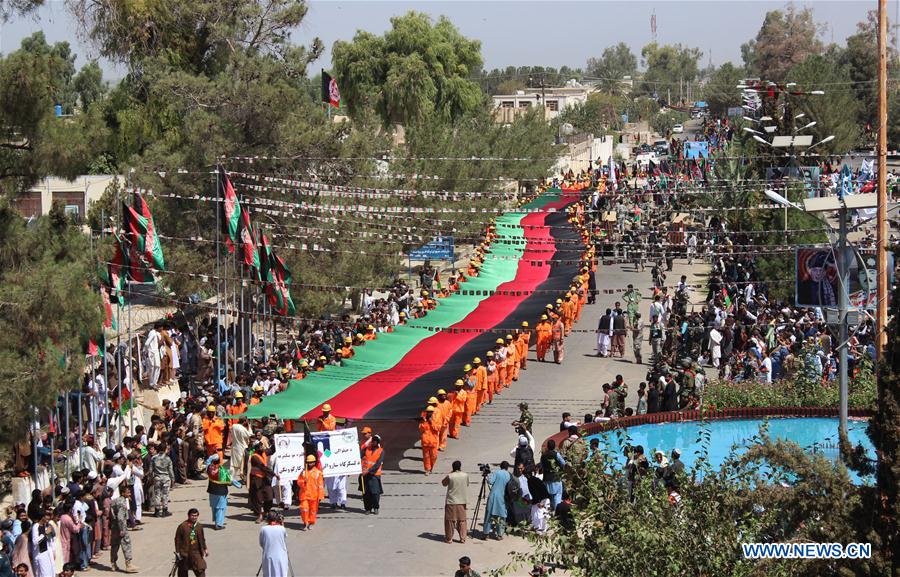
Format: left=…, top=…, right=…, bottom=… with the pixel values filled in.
left=409, top=237, right=454, bottom=261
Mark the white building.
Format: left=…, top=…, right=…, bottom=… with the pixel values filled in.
left=492, top=81, right=592, bottom=123
left=13, top=175, right=119, bottom=221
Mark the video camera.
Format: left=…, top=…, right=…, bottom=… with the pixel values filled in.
left=477, top=463, right=491, bottom=476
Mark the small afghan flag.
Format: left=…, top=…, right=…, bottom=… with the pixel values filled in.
left=322, top=71, right=341, bottom=108
left=122, top=193, right=165, bottom=271
left=239, top=206, right=261, bottom=280
left=722, top=287, right=732, bottom=312
left=260, top=229, right=295, bottom=316
left=218, top=167, right=241, bottom=253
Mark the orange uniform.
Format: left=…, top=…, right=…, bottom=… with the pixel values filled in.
left=505, top=343, right=518, bottom=386
left=437, top=397, right=452, bottom=450
left=297, top=465, right=326, bottom=527
left=449, top=388, right=467, bottom=439
left=474, top=364, right=488, bottom=411
left=202, top=415, right=225, bottom=460
left=464, top=372, right=478, bottom=423
left=486, top=359, right=498, bottom=403
left=341, top=345, right=354, bottom=358
left=419, top=414, right=440, bottom=473
left=317, top=414, right=337, bottom=431
left=517, top=332, right=530, bottom=370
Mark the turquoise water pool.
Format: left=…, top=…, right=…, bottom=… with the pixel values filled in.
left=586, top=417, right=875, bottom=485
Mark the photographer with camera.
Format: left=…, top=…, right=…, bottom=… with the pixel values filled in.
left=480, top=462, right=511, bottom=540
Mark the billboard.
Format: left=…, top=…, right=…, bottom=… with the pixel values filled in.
left=795, top=247, right=838, bottom=307
left=408, top=236, right=454, bottom=261
left=796, top=247, right=893, bottom=310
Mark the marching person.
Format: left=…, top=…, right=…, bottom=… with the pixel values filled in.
left=517, top=322, right=530, bottom=371
left=535, top=314, right=552, bottom=362
left=419, top=406, right=441, bottom=474
left=297, top=455, right=325, bottom=530
left=229, top=417, right=252, bottom=482
left=174, top=508, right=207, bottom=577
left=205, top=454, right=239, bottom=530
left=149, top=442, right=175, bottom=518
left=436, top=390, right=452, bottom=451
left=449, top=379, right=467, bottom=439
left=249, top=442, right=278, bottom=523
left=360, top=435, right=384, bottom=514
left=258, top=511, right=289, bottom=577
left=550, top=312, right=565, bottom=364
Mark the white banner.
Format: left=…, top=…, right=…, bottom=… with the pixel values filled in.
left=273, top=429, right=362, bottom=481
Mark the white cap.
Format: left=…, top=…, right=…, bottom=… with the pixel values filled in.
left=518, top=435, right=528, bottom=447
left=87, top=471, right=98, bottom=480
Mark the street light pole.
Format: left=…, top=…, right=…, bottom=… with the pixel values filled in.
left=877, top=0, right=889, bottom=357
left=838, top=205, right=849, bottom=436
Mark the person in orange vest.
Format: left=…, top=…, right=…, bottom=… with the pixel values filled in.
left=341, top=337, right=354, bottom=359
left=494, top=338, right=508, bottom=392
left=551, top=313, right=566, bottom=364
left=316, top=355, right=327, bottom=371
left=397, top=311, right=407, bottom=325
left=473, top=357, right=488, bottom=412
left=535, top=314, right=552, bottom=362
left=517, top=322, right=531, bottom=371
left=296, top=454, right=325, bottom=530
left=505, top=334, right=518, bottom=386
left=436, top=389, right=452, bottom=451
left=447, top=275, right=459, bottom=293
left=317, top=404, right=336, bottom=431
left=449, top=379, right=466, bottom=439
left=364, top=325, right=377, bottom=340
left=360, top=434, right=384, bottom=514
left=545, top=302, right=560, bottom=321
left=570, top=290, right=583, bottom=324
left=485, top=351, right=498, bottom=403
left=202, top=405, right=225, bottom=463
left=226, top=392, right=247, bottom=417
left=419, top=406, right=440, bottom=474
left=462, top=364, right=476, bottom=425
left=296, top=360, right=309, bottom=380
left=561, top=295, right=575, bottom=335
left=250, top=385, right=263, bottom=405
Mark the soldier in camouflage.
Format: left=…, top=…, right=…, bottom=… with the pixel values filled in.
left=516, top=402, right=533, bottom=432
left=110, top=484, right=139, bottom=573
left=150, top=442, right=175, bottom=517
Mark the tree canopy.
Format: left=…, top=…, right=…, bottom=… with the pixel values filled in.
left=639, top=42, right=702, bottom=99
left=742, top=5, right=823, bottom=82
left=586, top=42, right=637, bottom=95
left=332, top=11, right=484, bottom=126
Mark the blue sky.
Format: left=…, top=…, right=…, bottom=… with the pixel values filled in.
left=0, top=1, right=887, bottom=80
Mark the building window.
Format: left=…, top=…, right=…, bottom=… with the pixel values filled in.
left=501, top=101, right=514, bottom=108
left=546, top=100, right=559, bottom=111
left=519, top=101, right=532, bottom=108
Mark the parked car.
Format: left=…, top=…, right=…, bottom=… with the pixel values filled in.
left=672, top=124, right=684, bottom=134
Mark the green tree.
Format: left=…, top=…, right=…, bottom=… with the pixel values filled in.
left=639, top=43, right=702, bottom=99
left=586, top=42, right=637, bottom=95
left=332, top=11, right=483, bottom=126
left=0, top=33, right=110, bottom=196
left=786, top=54, right=861, bottom=154
left=0, top=202, right=101, bottom=452
left=742, top=5, right=823, bottom=82
left=556, top=92, right=628, bottom=135
left=72, top=61, right=107, bottom=111
left=703, top=62, right=746, bottom=115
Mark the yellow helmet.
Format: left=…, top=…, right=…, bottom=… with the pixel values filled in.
left=427, top=397, right=439, bottom=405
left=506, top=334, right=514, bottom=340
left=206, top=405, right=216, bottom=412
left=486, top=351, right=494, bottom=357
left=322, top=403, right=332, bottom=412
left=306, top=455, right=317, bottom=463
left=496, top=338, right=505, bottom=345
left=541, top=314, right=548, bottom=320
left=473, top=357, right=482, bottom=364
left=437, top=389, right=447, bottom=395
left=463, top=364, right=472, bottom=372
left=521, top=321, right=529, bottom=328
left=455, top=379, right=464, bottom=387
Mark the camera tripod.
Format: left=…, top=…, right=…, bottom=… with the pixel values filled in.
left=469, top=472, right=489, bottom=534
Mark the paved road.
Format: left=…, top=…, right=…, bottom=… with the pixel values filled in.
left=83, top=258, right=708, bottom=577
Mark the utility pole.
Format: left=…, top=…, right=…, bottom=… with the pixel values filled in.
left=877, top=0, right=888, bottom=357
left=838, top=204, right=849, bottom=437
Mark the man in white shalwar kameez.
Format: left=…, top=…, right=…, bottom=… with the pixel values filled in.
left=29, top=511, right=56, bottom=577
left=259, top=512, right=289, bottom=577
left=230, top=418, right=252, bottom=482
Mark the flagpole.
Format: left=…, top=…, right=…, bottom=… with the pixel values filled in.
left=115, top=184, right=123, bottom=447
left=64, top=390, right=70, bottom=480
left=216, top=167, right=222, bottom=385
left=232, top=243, right=238, bottom=382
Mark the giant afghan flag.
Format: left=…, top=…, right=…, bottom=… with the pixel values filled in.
left=259, top=229, right=295, bottom=316
left=218, top=167, right=241, bottom=253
